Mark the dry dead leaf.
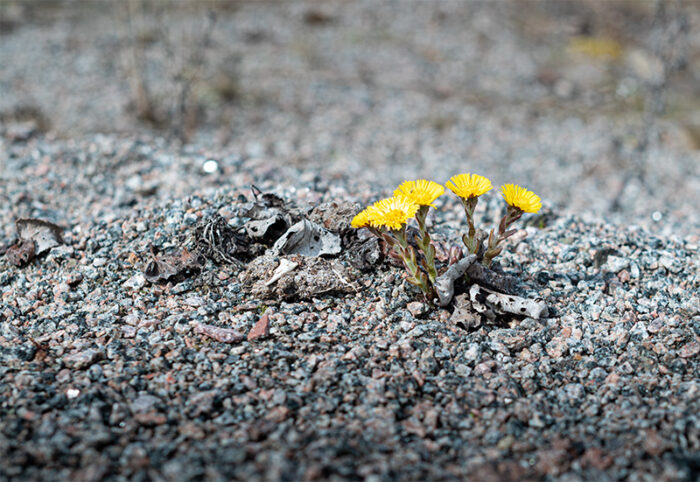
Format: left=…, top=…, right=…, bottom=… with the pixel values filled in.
left=6, top=238, right=36, bottom=267
left=15, top=218, right=63, bottom=254
left=143, top=246, right=202, bottom=283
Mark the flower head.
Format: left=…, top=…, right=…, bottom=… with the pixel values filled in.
left=394, top=179, right=444, bottom=207
left=351, top=207, right=373, bottom=229
left=500, top=184, right=541, bottom=213
left=369, top=196, right=419, bottom=231
left=446, top=173, right=493, bottom=199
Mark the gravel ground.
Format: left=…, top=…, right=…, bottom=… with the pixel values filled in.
left=1, top=1, right=699, bottom=481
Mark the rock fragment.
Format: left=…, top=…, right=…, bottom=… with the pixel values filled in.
left=193, top=322, right=245, bottom=344
left=64, top=348, right=103, bottom=369
left=248, top=313, right=270, bottom=341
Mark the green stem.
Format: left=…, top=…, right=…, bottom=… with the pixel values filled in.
left=461, top=197, right=480, bottom=254
left=415, top=206, right=438, bottom=284
left=483, top=206, right=522, bottom=267
left=394, top=228, right=433, bottom=299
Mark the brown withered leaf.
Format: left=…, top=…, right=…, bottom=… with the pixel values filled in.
left=6, top=238, right=36, bottom=267
left=16, top=218, right=64, bottom=255
left=143, top=246, right=202, bottom=283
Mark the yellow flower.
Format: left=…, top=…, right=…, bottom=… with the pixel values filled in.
left=369, top=196, right=419, bottom=231
left=445, top=173, right=493, bottom=199
left=351, top=208, right=373, bottom=229
left=500, top=184, right=542, bottom=213
left=393, top=179, right=444, bottom=207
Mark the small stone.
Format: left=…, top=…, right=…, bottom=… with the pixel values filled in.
left=56, top=369, right=71, bottom=383
left=64, top=348, right=103, bottom=369
left=185, top=296, right=205, bottom=307
left=617, top=270, right=630, bottom=283
left=6, top=239, right=36, bottom=267
left=265, top=406, right=290, bottom=423
left=194, top=322, right=244, bottom=344
left=122, top=325, right=137, bottom=338
left=608, top=324, right=629, bottom=347
left=659, top=256, right=681, bottom=274
left=123, top=274, right=146, bottom=290
left=134, top=412, right=167, bottom=426
left=497, top=435, right=515, bottom=451
left=678, top=341, right=699, bottom=358
left=93, top=257, right=108, bottom=267
left=529, top=413, right=545, bottom=428
left=474, top=361, right=495, bottom=376
left=643, top=430, right=669, bottom=456
left=647, top=317, right=664, bottom=333
left=545, top=338, right=568, bottom=358
left=66, top=388, right=80, bottom=400
left=606, top=256, right=630, bottom=273
left=407, top=302, right=428, bottom=317
left=66, top=272, right=83, bottom=287
left=464, top=343, right=480, bottom=362
left=454, top=364, right=471, bottom=377
left=630, top=322, right=649, bottom=340
left=131, top=394, right=162, bottom=413
left=248, top=313, right=270, bottom=341
left=188, top=391, right=218, bottom=417
left=178, top=422, right=206, bottom=440
left=400, top=321, right=414, bottom=331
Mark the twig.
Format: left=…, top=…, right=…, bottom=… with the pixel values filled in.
left=470, top=285, right=548, bottom=320
left=434, top=255, right=476, bottom=306
left=465, top=262, right=518, bottom=294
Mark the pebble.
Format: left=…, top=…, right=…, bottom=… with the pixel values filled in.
left=123, top=274, right=146, bottom=290
left=545, top=337, right=568, bottom=358
left=606, top=256, right=630, bottom=273
left=92, top=257, right=108, bottom=267
left=678, top=341, right=700, bottom=359
left=66, top=272, right=83, bottom=287
left=63, top=348, right=103, bottom=369
left=407, top=302, right=428, bottom=317
left=247, top=313, right=271, bottom=341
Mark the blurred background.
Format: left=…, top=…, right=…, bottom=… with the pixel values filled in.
left=1, top=0, right=699, bottom=233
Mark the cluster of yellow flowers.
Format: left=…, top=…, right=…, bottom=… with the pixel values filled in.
left=353, top=175, right=540, bottom=230
left=351, top=173, right=541, bottom=300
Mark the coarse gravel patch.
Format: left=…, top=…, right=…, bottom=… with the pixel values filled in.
left=2, top=1, right=700, bottom=479
left=1, top=135, right=698, bottom=481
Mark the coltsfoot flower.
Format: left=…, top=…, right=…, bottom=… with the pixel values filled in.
left=446, top=173, right=493, bottom=200
left=394, top=179, right=444, bottom=207
left=369, top=196, right=419, bottom=231
left=394, top=180, right=443, bottom=284
left=500, top=184, right=542, bottom=213
left=351, top=208, right=373, bottom=229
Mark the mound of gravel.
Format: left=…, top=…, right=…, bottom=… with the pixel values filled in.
left=1, top=135, right=698, bottom=481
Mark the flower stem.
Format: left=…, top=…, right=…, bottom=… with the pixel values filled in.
left=414, top=206, right=438, bottom=284
left=460, top=197, right=480, bottom=254
left=394, top=228, right=433, bottom=300
left=483, top=206, right=522, bottom=267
